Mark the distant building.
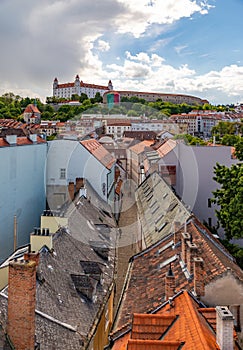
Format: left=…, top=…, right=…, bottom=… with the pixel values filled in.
left=170, top=110, right=224, bottom=137
left=23, top=104, right=41, bottom=124
left=114, top=90, right=208, bottom=105
left=53, top=75, right=113, bottom=99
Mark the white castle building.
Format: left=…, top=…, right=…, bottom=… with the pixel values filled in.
left=53, top=75, right=113, bottom=99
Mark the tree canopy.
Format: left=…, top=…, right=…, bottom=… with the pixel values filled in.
left=212, top=140, right=243, bottom=240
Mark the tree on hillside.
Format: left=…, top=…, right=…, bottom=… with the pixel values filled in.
left=212, top=140, right=243, bottom=240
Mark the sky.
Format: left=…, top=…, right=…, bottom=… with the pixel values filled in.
left=0, top=0, right=243, bottom=105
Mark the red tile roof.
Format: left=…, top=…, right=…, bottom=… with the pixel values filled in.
left=80, top=139, right=115, bottom=169
left=156, top=139, right=177, bottom=158
left=24, top=104, right=40, bottom=114
left=113, top=217, right=243, bottom=332
left=129, top=140, right=154, bottom=154
left=0, top=136, right=46, bottom=147
left=112, top=291, right=239, bottom=349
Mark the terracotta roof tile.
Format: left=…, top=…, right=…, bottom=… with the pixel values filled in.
left=127, top=339, right=182, bottom=349
left=16, top=137, right=33, bottom=145
left=24, top=104, right=40, bottom=114
left=112, top=291, right=239, bottom=349
left=129, top=140, right=154, bottom=154
left=80, top=139, right=115, bottom=169
left=113, top=215, right=243, bottom=331
left=156, top=139, right=177, bottom=158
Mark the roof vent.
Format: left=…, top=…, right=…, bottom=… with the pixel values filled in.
left=71, top=274, right=98, bottom=302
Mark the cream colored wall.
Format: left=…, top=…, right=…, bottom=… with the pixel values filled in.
left=30, top=234, right=53, bottom=252
left=40, top=216, right=68, bottom=234
left=0, top=266, right=8, bottom=291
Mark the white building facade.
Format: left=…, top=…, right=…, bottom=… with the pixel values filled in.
left=53, top=75, right=113, bottom=99
left=46, top=139, right=116, bottom=210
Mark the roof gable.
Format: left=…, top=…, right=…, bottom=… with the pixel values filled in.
left=80, top=139, right=115, bottom=169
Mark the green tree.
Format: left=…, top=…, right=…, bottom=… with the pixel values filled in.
left=212, top=141, right=243, bottom=240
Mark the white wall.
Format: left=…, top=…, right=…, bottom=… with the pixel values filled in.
left=0, top=143, right=47, bottom=263
left=46, top=140, right=113, bottom=203
left=157, top=142, right=238, bottom=232
left=176, top=143, right=237, bottom=230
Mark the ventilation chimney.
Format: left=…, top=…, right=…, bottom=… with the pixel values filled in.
left=6, top=135, right=17, bottom=146
left=193, top=257, right=204, bottom=298
left=28, top=134, right=37, bottom=143
left=216, top=306, right=234, bottom=350
left=7, top=257, right=38, bottom=350
left=165, top=264, right=175, bottom=300
left=71, top=274, right=98, bottom=302
left=181, top=231, right=190, bottom=264
left=186, top=241, right=198, bottom=274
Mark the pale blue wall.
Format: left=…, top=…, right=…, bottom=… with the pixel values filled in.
left=0, top=143, right=47, bottom=263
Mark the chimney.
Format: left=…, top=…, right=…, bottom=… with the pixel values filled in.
left=68, top=182, right=75, bottom=201
left=193, top=257, right=204, bottom=298
left=28, top=134, right=37, bottom=143
left=165, top=265, right=175, bottom=300
left=24, top=252, right=40, bottom=266
left=76, top=177, right=84, bottom=191
left=6, top=135, right=17, bottom=146
left=186, top=241, right=198, bottom=274
left=7, top=257, right=38, bottom=350
left=216, top=306, right=234, bottom=350
left=173, top=221, right=181, bottom=246
left=181, top=231, right=190, bottom=264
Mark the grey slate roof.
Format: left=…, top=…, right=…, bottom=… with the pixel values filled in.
left=0, top=193, right=117, bottom=350
left=135, top=172, right=191, bottom=247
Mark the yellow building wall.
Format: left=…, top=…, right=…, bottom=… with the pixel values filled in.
left=0, top=266, right=8, bottom=291
left=92, top=288, right=114, bottom=350
left=40, top=216, right=68, bottom=234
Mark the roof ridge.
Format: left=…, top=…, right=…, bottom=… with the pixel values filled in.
left=183, top=291, right=214, bottom=350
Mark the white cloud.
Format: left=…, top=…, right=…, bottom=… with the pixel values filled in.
left=115, top=0, right=212, bottom=37
left=97, top=40, right=110, bottom=52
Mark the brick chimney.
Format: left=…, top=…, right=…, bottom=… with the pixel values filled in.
left=7, top=255, right=39, bottom=350
left=216, top=306, right=234, bottom=350
left=76, top=177, right=84, bottom=191
left=181, top=231, right=190, bottom=264
left=193, top=257, right=204, bottom=298
left=186, top=241, right=198, bottom=275
left=165, top=265, right=175, bottom=300
left=68, top=182, right=75, bottom=201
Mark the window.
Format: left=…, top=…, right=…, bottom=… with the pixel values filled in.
left=208, top=198, right=211, bottom=208
left=60, top=168, right=66, bottom=179
left=208, top=217, right=212, bottom=227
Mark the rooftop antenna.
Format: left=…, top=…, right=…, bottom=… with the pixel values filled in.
left=14, top=215, right=17, bottom=251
